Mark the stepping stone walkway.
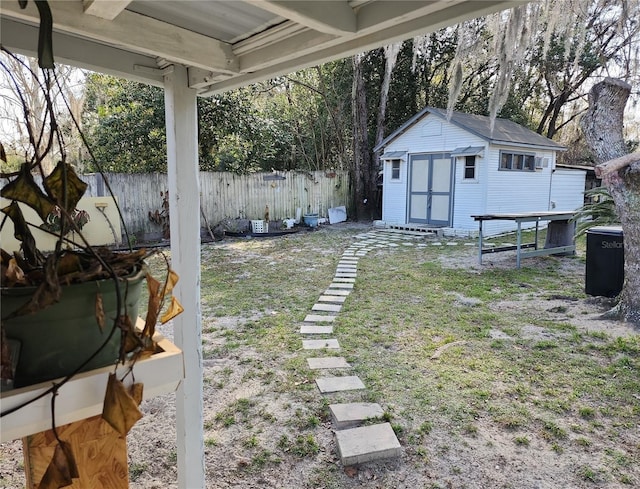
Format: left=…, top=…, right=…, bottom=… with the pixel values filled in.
left=297, top=230, right=469, bottom=463
left=295, top=229, right=435, bottom=466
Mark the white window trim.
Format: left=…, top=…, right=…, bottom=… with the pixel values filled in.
left=388, top=158, right=403, bottom=183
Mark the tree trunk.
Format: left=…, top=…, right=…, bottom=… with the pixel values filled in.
left=581, top=78, right=640, bottom=324
left=351, top=54, right=373, bottom=220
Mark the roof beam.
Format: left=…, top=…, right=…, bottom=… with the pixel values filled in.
left=82, top=0, right=131, bottom=20
left=230, top=0, right=522, bottom=82
left=1, top=18, right=165, bottom=86
left=2, top=0, right=239, bottom=74
left=248, top=0, right=357, bottom=35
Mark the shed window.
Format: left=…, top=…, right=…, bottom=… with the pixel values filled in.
left=464, top=155, right=476, bottom=179
left=500, top=151, right=536, bottom=171
left=391, top=159, right=401, bottom=180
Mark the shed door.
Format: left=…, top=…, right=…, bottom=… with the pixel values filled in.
left=408, top=153, right=453, bottom=226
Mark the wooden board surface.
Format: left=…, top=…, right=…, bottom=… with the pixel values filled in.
left=23, top=415, right=128, bottom=488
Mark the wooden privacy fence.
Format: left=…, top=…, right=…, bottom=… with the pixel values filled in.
left=82, top=170, right=352, bottom=238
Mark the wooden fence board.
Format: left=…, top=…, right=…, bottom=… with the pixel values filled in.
left=82, top=170, right=351, bottom=238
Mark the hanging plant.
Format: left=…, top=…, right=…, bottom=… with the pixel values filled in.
left=0, top=4, right=183, bottom=486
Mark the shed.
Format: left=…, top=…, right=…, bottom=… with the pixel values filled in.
left=375, top=107, right=586, bottom=236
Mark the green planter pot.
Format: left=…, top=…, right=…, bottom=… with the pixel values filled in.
left=1, top=268, right=145, bottom=388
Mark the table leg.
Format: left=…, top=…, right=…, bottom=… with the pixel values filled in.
left=516, top=221, right=522, bottom=269
left=478, top=220, right=483, bottom=265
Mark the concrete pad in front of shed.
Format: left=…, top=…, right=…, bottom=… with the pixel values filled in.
left=329, top=403, right=384, bottom=429
left=312, top=303, right=342, bottom=312
left=316, top=376, right=365, bottom=393
left=318, top=295, right=347, bottom=303
left=307, top=357, right=351, bottom=369
left=304, top=314, right=336, bottom=322
left=300, top=325, right=334, bottom=334
left=335, top=423, right=401, bottom=466
left=303, top=339, right=340, bottom=350
left=324, top=289, right=351, bottom=296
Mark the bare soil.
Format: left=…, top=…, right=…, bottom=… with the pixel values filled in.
left=1, top=223, right=638, bottom=489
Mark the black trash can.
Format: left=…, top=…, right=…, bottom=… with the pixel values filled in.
left=585, top=226, right=624, bottom=297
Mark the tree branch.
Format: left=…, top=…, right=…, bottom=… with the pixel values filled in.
left=595, top=152, right=640, bottom=177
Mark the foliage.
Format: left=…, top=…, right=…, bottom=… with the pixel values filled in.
left=40, top=206, right=90, bottom=235
left=572, top=186, right=619, bottom=237
left=83, top=74, right=167, bottom=172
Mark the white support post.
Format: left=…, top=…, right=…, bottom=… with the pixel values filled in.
left=163, top=64, right=205, bottom=488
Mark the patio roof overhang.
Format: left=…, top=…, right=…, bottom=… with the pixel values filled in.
left=2, top=0, right=525, bottom=93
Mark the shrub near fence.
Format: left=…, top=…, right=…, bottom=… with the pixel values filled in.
left=83, top=171, right=352, bottom=239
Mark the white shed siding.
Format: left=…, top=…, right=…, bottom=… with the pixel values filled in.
left=550, top=169, right=586, bottom=212
left=386, top=114, right=486, bottom=153
left=482, top=147, right=556, bottom=235
left=381, top=158, right=408, bottom=224
left=381, top=113, right=487, bottom=226
left=452, top=152, right=488, bottom=230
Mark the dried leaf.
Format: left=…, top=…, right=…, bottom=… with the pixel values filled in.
left=7, top=256, right=60, bottom=319
left=142, top=274, right=162, bottom=338
left=102, top=373, right=143, bottom=436
left=55, top=253, right=82, bottom=277
left=58, top=441, right=79, bottom=479
left=1, top=201, right=44, bottom=267
left=42, top=161, right=87, bottom=213
left=5, top=258, right=27, bottom=286
left=129, top=383, right=144, bottom=406
left=0, top=163, right=55, bottom=222
left=0, top=142, right=6, bottom=163
left=119, top=315, right=142, bottom=355
left=95, top=293, right=105, bottom=332
left=160, top=296, right=184, bottom=324
left=162, top=269, right=180, bottom=297
left=37, top=441, right=78, bottom=489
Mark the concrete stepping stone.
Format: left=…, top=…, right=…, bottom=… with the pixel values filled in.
left=335, top=273, right=357, bottom=278
left=303, top=339, right=340, bottom=350
left=318, top=295, right=347, bottom=303
left=338, top=261, right=358, bottom=267
left=329, top=403, right=384, bottom=429
left=300, top=325, right=334, bottom=334
left=316, top=376, right=365, bottom=393
left=336, top=269, right=357, bottom=274
left=307, top=357, right=351, bottom=369
left=312, top=303, right=342, bottom=312
left=340, top=257, right=358, bottom=261
left=328, top=283, right=354, bottom=289
left=332, top=278, right=355, bottom=283
left=304, top=314, right=336, bottom=322
left=324, top=289, right=351, bottom=296
left=335, top=423, right=401, bottom=466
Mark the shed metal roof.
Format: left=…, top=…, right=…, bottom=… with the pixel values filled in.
left=375, top=107, right=566, bottom=152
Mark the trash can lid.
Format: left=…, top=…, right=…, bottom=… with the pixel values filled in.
left=586, top=225, right=623, bottom=236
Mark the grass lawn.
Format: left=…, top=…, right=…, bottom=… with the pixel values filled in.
left=154, top=224, right=637, bottom=489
